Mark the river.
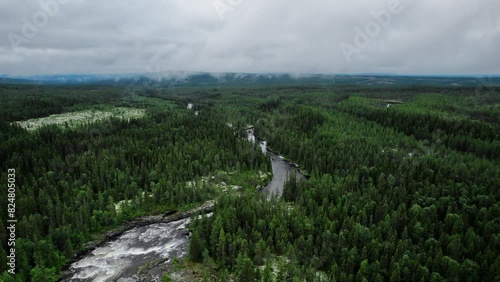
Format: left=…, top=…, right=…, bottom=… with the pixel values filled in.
left=246, top=126, right=303, bottom=199
left=62, top=127, right=301, bottom=281
left=60, top=219, right=191, bottom=282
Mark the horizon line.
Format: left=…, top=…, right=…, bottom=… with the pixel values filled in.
left=1, top=71, right=499, bottom=78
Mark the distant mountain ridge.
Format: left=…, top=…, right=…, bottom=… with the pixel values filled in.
left=1, top=72, right=499, bottom=87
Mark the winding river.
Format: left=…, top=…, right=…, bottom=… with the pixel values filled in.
left=62, top=127, right=302, bottom=281
left=246, top=127, right=303, bottom=198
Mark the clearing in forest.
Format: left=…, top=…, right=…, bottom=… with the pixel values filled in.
left=14, top=107, right=146, bottom=130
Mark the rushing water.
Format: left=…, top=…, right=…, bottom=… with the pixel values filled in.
left=61, top=219, right=191, bottom=281
left=63, top=127, right=301, bottom=281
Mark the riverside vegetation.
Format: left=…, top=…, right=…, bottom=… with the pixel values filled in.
left=0, top=83, right=499, bottom=281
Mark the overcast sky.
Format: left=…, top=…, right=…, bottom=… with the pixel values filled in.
left=0, top=0, right=499, bottom=76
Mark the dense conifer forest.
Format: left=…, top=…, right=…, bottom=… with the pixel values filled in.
left=0, top=83, right=499, bottom=281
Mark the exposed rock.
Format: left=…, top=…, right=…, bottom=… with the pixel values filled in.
left=59, top=200, right=215, bottom=280
left=179, top=229, right=190, bottom=237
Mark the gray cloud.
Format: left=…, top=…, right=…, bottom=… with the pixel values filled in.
left=0, top=0, right=498, bottom=75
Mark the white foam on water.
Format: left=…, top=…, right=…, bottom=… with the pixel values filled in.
left=247, top=128, right=267, bottom=155
left=259, top=141, right=267, bottom=154
left=247, top=132, right=256, bottom=143
left=67, top=218, right=191, bottom=281
left=139, top=224, right=174, bottom=243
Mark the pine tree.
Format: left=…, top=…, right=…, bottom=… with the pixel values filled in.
left=217, top=228, right=227, bottom=267
left=189, top=230, right=203, bottom=262
left=236, top=251, right=256, bottom=282
left=262, top=259, right=273, bottom=282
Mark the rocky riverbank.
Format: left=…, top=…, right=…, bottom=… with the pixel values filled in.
left=59, top=200, right=214, bottom=281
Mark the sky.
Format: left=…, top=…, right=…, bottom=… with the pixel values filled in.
left=0, top=0, right=499, bottom=76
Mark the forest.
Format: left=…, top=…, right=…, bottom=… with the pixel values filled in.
left=0, top=82, right=499, bottom=281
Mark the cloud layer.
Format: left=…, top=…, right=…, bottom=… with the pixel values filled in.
left=1, top=0, right=499, bottom=75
